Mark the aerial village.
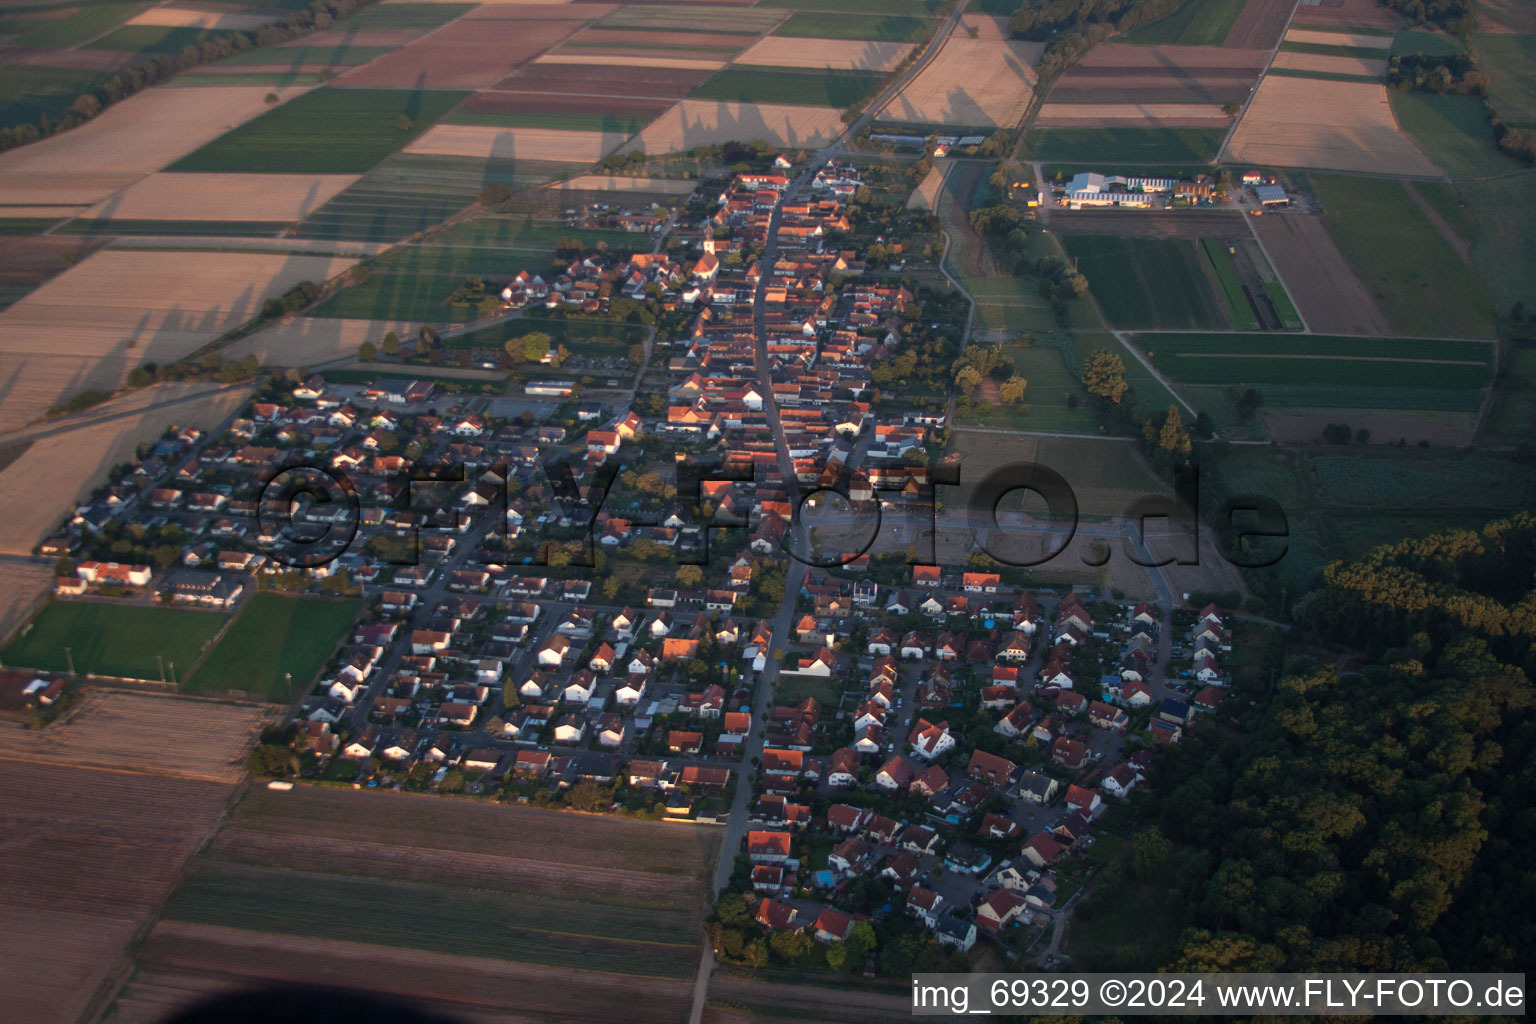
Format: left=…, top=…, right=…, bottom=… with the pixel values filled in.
left=19, top=154, right=1240, bottom=969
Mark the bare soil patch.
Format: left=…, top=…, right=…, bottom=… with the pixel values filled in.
left=881, top=14, right=1041, bottom=128
left=1271, top=50, right=1387, bottom=76
left=1224, top=75, right=1439, bottom=174
left=1049, top=44, right=1267, bottom=105
left=624, top=99, right=844, bottom=152
left=1284, top=27, right=1393, bottom=48
left=338, top=14, right=591, bottom=88
left=1250, top=211, right=1392, bottom=334
left=1223, top=0, right=1295, bottom=48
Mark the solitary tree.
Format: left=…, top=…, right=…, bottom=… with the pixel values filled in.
left=520, top=331, right=553, bottom=362
left=358, top=341, right=377, bottom=362
left=676, top=564, right=703, bottom=588
left=999, top=375, right=1028, bottom=403
left=956, top=365, right=983, bottom=392
left=382, top=330, right=401, bottom=356
left=1082, top=349, right=1128, bottom=404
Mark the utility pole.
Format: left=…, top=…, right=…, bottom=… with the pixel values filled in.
left=64, top=646, right=74, bottom=676
left=157, top=654, right=165, bottom=683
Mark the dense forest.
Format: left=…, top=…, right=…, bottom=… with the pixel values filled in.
left=1139, top=513, right=1536, bottom=971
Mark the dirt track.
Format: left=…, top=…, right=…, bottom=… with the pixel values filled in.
left=1250, top=212, right=1392, bottom=335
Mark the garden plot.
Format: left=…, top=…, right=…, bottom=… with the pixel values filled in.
left=80, top=173, right=358, bottom=222
left=0, top=85, right=314, bottom=205
left=623, top=100, right=844, bottom=152
left=404, top=123, right=629, bottom=161
left=879, top=13, right=1040, bottom=127
left=734, top=36, right=913, bottom=72
left=1224, top=76, right=1439, bottom=174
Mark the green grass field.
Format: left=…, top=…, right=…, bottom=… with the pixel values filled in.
left=1392, top=30, right=1465, bottom=57
left=1311, top=174, right=1497, bottom=338
left=86, top=24, right=222, bottom=54
left=772, top=11, right=935, bottom=42
left=963, top=276, right=1058, bottom=332
left=1139, top=332, right=1494, bottom=412
left=1023, top=126, right=1227, bottom=164
left=1062, top=236, right=1224, bottom=330
left=774, top=674, right=846, bottom=707
left=446, top=315, right=649, bottom=351
left=1455, top=176, right=1536, bottom=323
left=184, top=593, right=358, bottom=700
left=54, top=218, right=288, bottom=237
left=166, top=860, right=701, bottom=977
left=1473, top=33, right=1536, bottom=125
left=1, top=601, right=225, bottom=680
left=1389, top=90, right=1523, bottom=178
left=1412, top=180, right=1477, bottom=245
left=690, top=66, right=887, bottom=107
left=167, top=87, right=469, bottom=174
left=1264, top=280, right=1302, bottom=329
left=956, top=332, right=1104, bottom=434
left=1200, top=238, right=1259, bottom=330
left=0, top=65, right=111, bottom=128
left=2, top=1, right=145, bottom=48
left=167, top=71, right=326, bottom=87
left=307, top=240, right=571, bottom=322
left=1116, top=0, right=1247, bottom=46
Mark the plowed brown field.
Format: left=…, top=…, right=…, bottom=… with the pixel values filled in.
left=1223, top=0, right=1295, bottom=48
left=1251, top=212, right=1393, bottom=335
left=338, top=11, right=591, bottom=88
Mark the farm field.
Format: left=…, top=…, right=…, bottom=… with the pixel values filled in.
left=108, top=784, right=721, bottom=1019
left=1289, top=0, right=1402, bottom=30
left=0, top=84, right=315, bottom=206
left=734, top=36, right=914, bottom=72
left=167, top=87, right=470, bottom=174
left=1034, top=102, right=1230, bottom=127
left=624, top=100, right=844, bottom=153
left=1311, top=174, right=1497, bottom=338
left=1201, top=238, right=1260, bottom=330
left=0, top=383, right=249, bottom=551
left=186, top=594, right=360, bottom=701
left=79, top=172, right=357, bottom=222
left=0, top=248, right=351, bottom=421
left=85, top=24, right=222, bottom=53
left=336, top=5, right=593, bottom=89
left=1221, top=0, right=1295, bottom=48
left=124, top=7, right=272, bottom=30
left=1061, top=236, right=1225, bottom=330
left=1249, top=212, right=1391, bottom=335
left=878, top=13, right=1040, bottom=128
left=557, top=27, right=757, bottom=60
left=291, top=152, right=578, bottom=242
left=772, top=11, right=933, bottom=43
left=1, top=601, right=225, bottom=681
left=1044, top=44, right=1267, bottom=106
left=1475, top=32, right=1536, bottom=125
left=196, top=43, right=395, bottom=68
left=0, top=65, right=113, bottom=131
left=0, top=760, right=236, bottom=1024
left=224, top=317, right=416, bottom=366
left=1025, top=125, right=1228, bottom=163
left=1269, top=50, right=1386, bottom=77
left=1389, top=90, right=1525, bottom=177
left=1454, top=176, right=1536, bottom=323
left=404, top=122, right=628, bottom=161
left=486, top=61, right=716, bottom=105
left=0, top=690, right=273, bottom=782
left=1225, top=75, right=1439, bottom=173
left=0, top=561, right=53, bottom=650
left=690, top=66, right=887, bottom=108
left=1117, top=0, right=1247, bottom=46
left=0, top=234, right=106, bottom=311
left=1283, top=27, right=1392, bottom=50
left=548, top=174, right=698, bottom=195
left=754, top=0, right=943, bottom=13
left=0, top=1, right=147, bottom=49
left=598, top=3, right=784, bottom=33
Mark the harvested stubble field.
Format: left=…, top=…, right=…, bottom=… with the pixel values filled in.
left=1034, top=102, right=1231, bottom=127
left=0, top=383, right=249, bottom=547
left=80, top=172, right=359, bottom=222
left=599, top=2, right=783, bottom=32
left=536, top=51, right=724, bottom=69
left=120, top=922, right=696, bottom=1024
left=1250, top=211, right=1391, bottom=335
left=124, top=7, right=271, bottom=30
left=0, top=233, right=106, bottom=309
left=0, top=248, right=353, bottom=396
left=491, top=60, right=715, bottom=99
left=338, top=7, right=594, bottom=88
left=1224, top=76, right=1439, bottom=174
left=559, top=26, right=756, bottom=57
left=691, top=66, right=888, bottom=108
left=1284, top=27, right=1393, bottom=49
left=735, top=36, right=914, bottom=72
left=404, top=122, right=629, bottom=161
left=1269, top=50, right=1387, bottom=77
left=624, top=99, right=844, bottom=152
left=0, top=84, right=315, bottom=206
left=0, top=690, right=272, bottom=782
left=0, top=760, right=236, bottom=1024
left=879, top=14, right=1040, bottom=128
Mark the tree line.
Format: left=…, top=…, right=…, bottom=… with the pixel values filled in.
left=1008, top=0, right=1187, bottom=81
left=0, top=0, right=382, bottom=153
